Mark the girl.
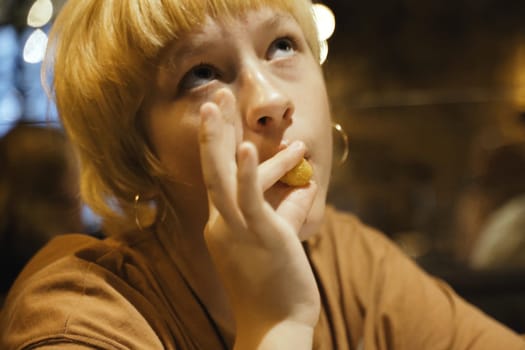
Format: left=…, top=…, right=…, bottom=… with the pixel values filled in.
left=1, top=0, right=523, bottom=349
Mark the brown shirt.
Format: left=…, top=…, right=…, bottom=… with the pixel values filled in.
left=1, top=207, right=523, bottom=349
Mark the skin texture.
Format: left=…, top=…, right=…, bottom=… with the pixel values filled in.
left=141, top=7, right=333, bottom=348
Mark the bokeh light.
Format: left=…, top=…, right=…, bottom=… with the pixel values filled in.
left=23, top=29, right=48, bottom=64
left=27, top=0, right=54, bottom=28
left=319, top=39, right=329, bottom=65
left=312, top=3, right=335, bottom=42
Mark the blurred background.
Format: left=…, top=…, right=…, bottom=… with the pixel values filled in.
left=1, top=0, right=524, bottom=332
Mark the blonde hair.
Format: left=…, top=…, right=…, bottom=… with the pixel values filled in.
left=45, top=0, right=320, bottom=234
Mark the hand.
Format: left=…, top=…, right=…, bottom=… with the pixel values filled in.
left=199, top=88, right=320, bottom=347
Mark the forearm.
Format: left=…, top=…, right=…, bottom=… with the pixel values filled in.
left=234, top=319, right=314, bottom=350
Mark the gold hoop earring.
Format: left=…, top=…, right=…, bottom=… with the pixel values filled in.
left=134, top=194, right=144, bottom=232
left=333, top=122, right=349, bottom=165
left=134, top=193, right=165, bottom=232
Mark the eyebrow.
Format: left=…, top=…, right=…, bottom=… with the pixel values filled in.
left=160, top=34, right=215, bottom=72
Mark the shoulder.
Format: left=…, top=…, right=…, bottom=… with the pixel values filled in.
left=8, top=233, right=141, bottom=293
left=0, top=234, right=164, bottom=349
left=308, top=206, right=525, bottom=349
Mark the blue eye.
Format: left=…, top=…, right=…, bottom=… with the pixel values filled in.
left=267, top=37, right=296, bottom=60
left=180, top=64, right=219, bottom=89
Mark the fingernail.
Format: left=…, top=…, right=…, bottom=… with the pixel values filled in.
left=200, top=103, right=216, bottom=124
left=240, top=142, right=256, bottom=168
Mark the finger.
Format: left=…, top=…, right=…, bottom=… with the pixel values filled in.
left=213, top=88, right=238, bottom=127
left=199, top=102, right=233, bottom=193
left=237, top=142, right=288, bottom=240
left=237, top=142, right=265, bottom=223
left=199, top=91, right=240, bottom=224
left=275, top=181, right=318, bottom=233
left=258, top=140, right=306, bottom=191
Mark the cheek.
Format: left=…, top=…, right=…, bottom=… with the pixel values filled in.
left=159, top=126, right=202, bottom=183
left=145, top=103, right=204, bottom=184
left=294, top=73, right=333, bottom=159
left=295, top=74, right=333, bottom=196
left=294, top=67, right=331, bottom=130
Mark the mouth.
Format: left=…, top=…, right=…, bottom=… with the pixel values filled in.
left=279, top=155, right=314, bottom=187
left=255, top=140, right=312, bottom=168
left=300, top=144, right=312, bottom=164
left=304, top=149, right=312, bottom=161
left=282, top=139, right=311, bottom=159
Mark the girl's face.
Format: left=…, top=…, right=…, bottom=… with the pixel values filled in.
left=142, top=6, right=333, bottom=239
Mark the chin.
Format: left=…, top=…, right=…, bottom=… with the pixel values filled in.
left=298, top=196, right=326, bottom=241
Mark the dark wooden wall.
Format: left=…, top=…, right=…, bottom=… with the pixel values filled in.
left=322, top=0, right=525, bottom=263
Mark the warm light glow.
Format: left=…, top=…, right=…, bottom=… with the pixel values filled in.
left=312, top=3, right=335, bottom=41
left=23, top=29, right=48, bottom=64
left=27, top=0, right=54, bottom=28
left=515, top=44, right=525, bottom=109
left=319, top=39, right=329, bottom=65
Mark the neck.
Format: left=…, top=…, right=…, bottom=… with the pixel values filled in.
left=156, top=187, right=236, bottom=345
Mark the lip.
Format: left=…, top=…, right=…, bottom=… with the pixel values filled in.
left=299, top=142, right=311, bottom=161
left=303, top=148, right=311, bottom=160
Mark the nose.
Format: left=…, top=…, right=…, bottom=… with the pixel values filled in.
left=238, top=62, right=294, bottom=134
